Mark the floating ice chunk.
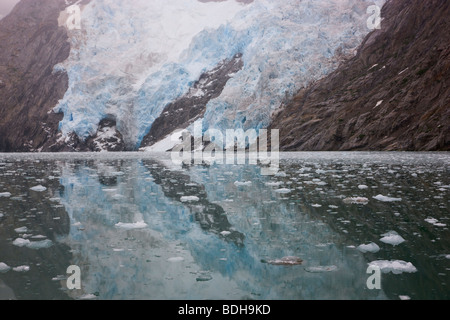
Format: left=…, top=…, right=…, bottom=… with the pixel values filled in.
left=358, top=185, right=369, bottom=190
left=27, top=239, right=53, bottom=250
left=115, top=221, right=148, bottom=229
left=72, top=222, right=82, bottom=227
left=375, top=100, right=383, bottom=108
left=220, top=231, right=231, bottom=236
left=13, top=265, right=30, bottom=272
left=275, top=172, right=287, bottom=177
left=265, top=256, right=303, bottom=266
left=0, top=262, right=11, bottom=273
left=305, top=265, right=338, bottom=273
left=346, top=245, right=356, bottom=249
left=343, top=197, right=369, bottom=204
left=275, top=188, right=291, bottom=194
left=52, top=275, right=67, bottom=281
left=373, top=194, right=402, bottom=202
left=234, top=181, right=252, bottom=187
left=399, top=295, right=411, bottom=301
left=369, top=260, right=417, bottom=274
left=265, top=181, right=283, bottom=187
left=357, top=242, right=380, bottom=253
left=14, top=226, right=28, bottom=233
left=380, top=231, right=405, bottom=246
left=78, top=294, right=97, bottom=300
left=31, top=234, right=47, bottom=239
left=0, top=192, right=11, bottom=197
left=424, top=217, right=446, bottom=227
left=329, top=205, right=339, bottom=209
left=0, top=213, right=3, bottom=218
left=445, top=255, right=450, bottom=260
left=311, top=204, right=322, bottom=208
left=180, top=196, right=200, bottom=202
left=13, top=238, right=31, bottom=247
left=30, top=185, right=47, bottom=192
left=168, top=257, right=184, bottom=263
left=196, top=271, right=212, bottom=282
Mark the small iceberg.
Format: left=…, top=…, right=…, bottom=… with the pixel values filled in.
left=369, top=260, right=417, bottom=274
left=357, top=242, right=380, bottom=253
left=0, top=262, right=11, bottom=273
left=424, top=217, right=446, bottom=227
left=115, top=221, right=148, bottom=230
left=263, top=256, right=303, bottom=266
left=13, top=238, right=53, bottom=249
left=0, top=192, right=11, bottom=197
left=14, top=226, right=28, bottom=233
left=373, top=194, right=402, bottom=202
left=180, top=196, right=200, bottom=202
left=27, top=239, right=53, bottom=250
left=30, top=185, right=47, bottom=192
left=275, top=188, right=291, bottom=194
left=234, top=181, right=252, bottom=187
left=305, top=265, right=338, bottom=273
left=167, top=257, right=185, bottom=263
left=343, top=197, right=369, bottom=204
left=12, top=238, right=31, bottom=247
left=196, top=271, right=213, bottom=282
left=13, top=265, right=30, bottom=272
left=78, top=294, right=97, bottom=300
left=265, top=181, right=283, bottom=187
left=380, top=231, right=405, bottom=246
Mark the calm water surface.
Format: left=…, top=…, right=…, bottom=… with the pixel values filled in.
left=0, top=152, right=448, bottom=300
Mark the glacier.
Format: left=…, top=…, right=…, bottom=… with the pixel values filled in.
left=54, top=0, right=385, bottom=150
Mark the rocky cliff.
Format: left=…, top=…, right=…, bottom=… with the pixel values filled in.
left=0, top=0, right=448, bottom=152
left=270, top=0, right=450, bottom=151
left=0, top=0, right=69, bottom=152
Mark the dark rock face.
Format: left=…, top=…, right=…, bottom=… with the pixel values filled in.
left=140, top=53, right=244, bottom=149
left=0, top=0, right=69, bottom=152
left=47, top=118, right=126, bottom=152
left=270, top=0, right=450, bottom=151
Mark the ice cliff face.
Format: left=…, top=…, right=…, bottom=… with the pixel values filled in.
left=53, top=0, right=383, bottom=150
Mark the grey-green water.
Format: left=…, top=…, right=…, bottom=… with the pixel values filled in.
left=0, top=152, right=448, bottom=300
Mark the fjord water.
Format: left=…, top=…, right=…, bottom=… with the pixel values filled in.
left=0, top=152, right=448, bottom=300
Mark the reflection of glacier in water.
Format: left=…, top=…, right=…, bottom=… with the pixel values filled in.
left=0, top=152, right=448, bottom=300
left=56, top=154, right=389, bottom=300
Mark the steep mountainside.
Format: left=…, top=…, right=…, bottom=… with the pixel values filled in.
left=270, top=0, right=450, bottom=151
left=0, top=0, right=69, bottom=152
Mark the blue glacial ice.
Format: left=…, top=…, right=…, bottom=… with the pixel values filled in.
left=54, top=0, right=385, bottom=149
